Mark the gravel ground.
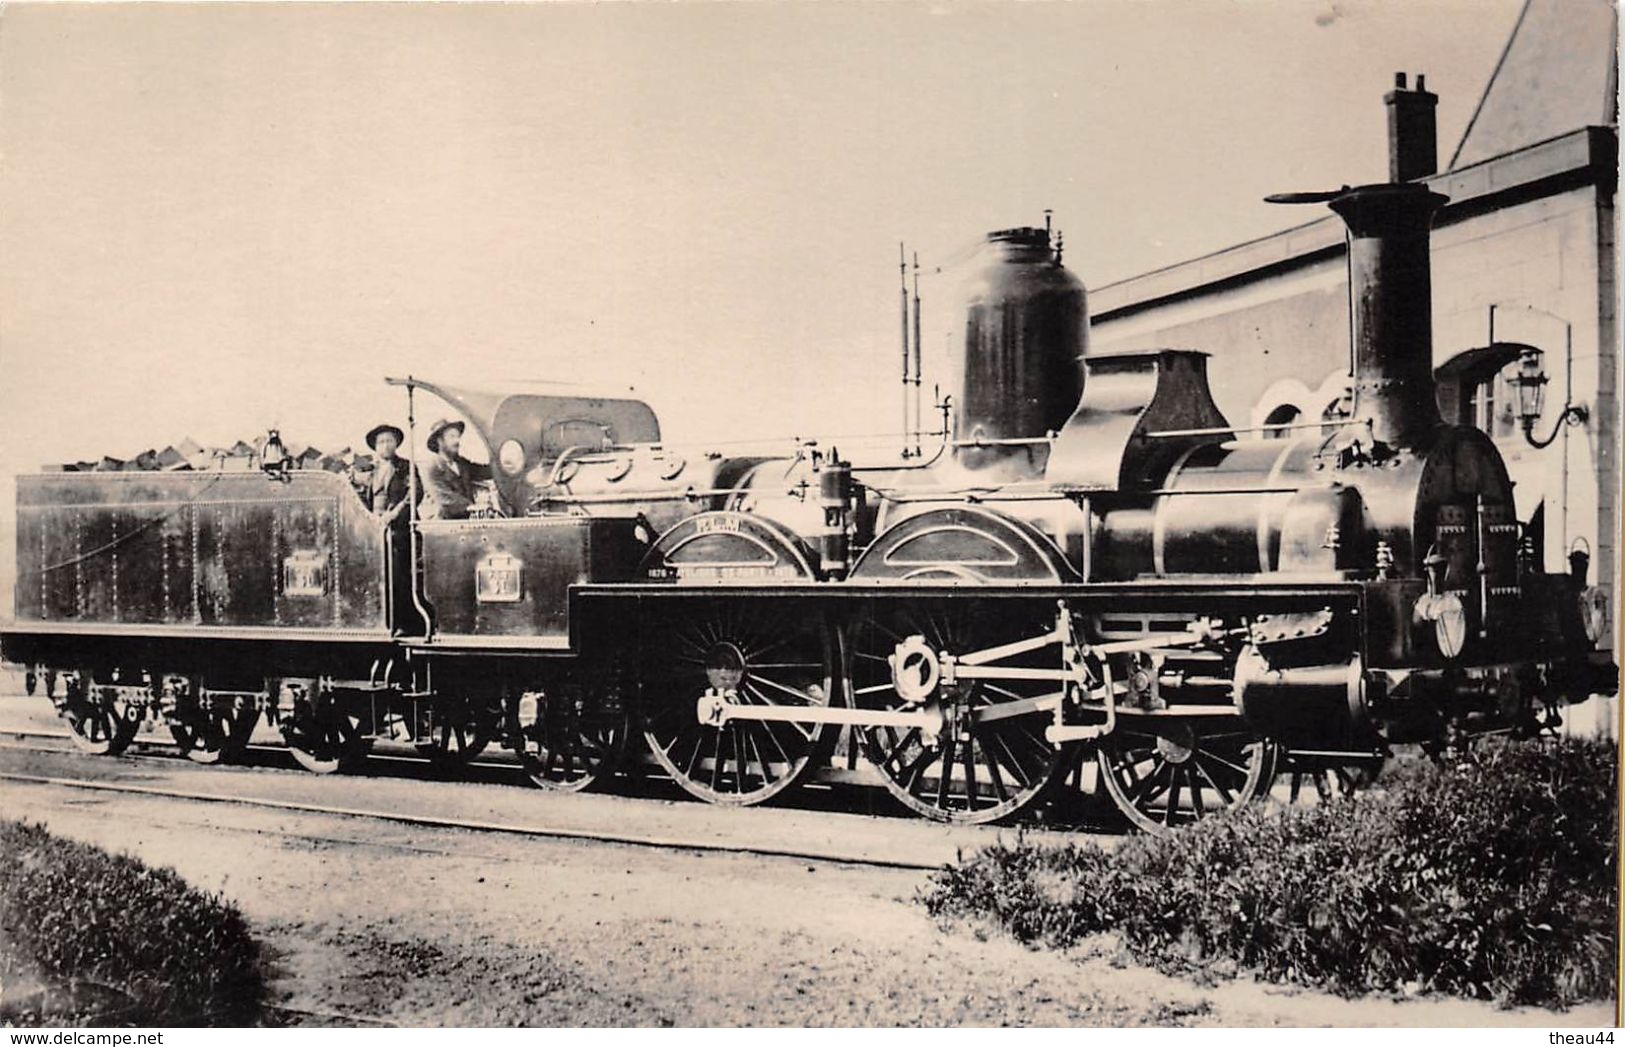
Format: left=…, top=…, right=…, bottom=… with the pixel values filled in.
left=1, top=747, right=1611, bottom=1027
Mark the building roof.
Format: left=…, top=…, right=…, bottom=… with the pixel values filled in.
left=1093, top=0, right=1619, bottom=322
left=1093, top=125, right=1615, bottom=321
left=1451, top=0, right=1618, bottom=170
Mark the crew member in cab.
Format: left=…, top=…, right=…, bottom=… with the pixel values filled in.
left=420, top=418, right=494, bottom=520
left=363, top=421, right=422, bottom=634
left=363, top=423, right=416, bottom=529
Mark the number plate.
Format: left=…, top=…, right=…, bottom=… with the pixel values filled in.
left=282, top=550, right=328, bottom=597
left=476, top=553, right=524, bottom=602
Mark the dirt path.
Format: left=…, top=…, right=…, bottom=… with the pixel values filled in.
left=2, top=767, right=1608, bottom=1027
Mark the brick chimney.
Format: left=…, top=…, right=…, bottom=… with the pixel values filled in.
left=1384, top=72, right=1439, bottom=182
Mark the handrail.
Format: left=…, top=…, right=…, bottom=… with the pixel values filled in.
left=950, top=433, right=1056, bottom=448
left=1141, top=418, right=1365, bottom=440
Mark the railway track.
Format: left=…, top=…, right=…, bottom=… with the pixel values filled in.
left=0, top=699, right=896, bottom=788
left=0, top=726, right=522, bottom=773
left=0, top=767, right=957, bottom=871
left=266, top=1004, right=397, bottom=1029
left=3, top=712, right=1096, bottom=869
left=2, top=707, right=1389, bottom=863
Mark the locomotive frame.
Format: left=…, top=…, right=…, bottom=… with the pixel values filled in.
left=4, top=98, right=1615, bottom=835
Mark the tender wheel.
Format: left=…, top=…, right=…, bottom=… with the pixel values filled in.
left=24, top=669, right=37, bottom=696
left=170, top=701, right=258, bottom=765
left=847, top=602, right=1071, bottom=824
left=518, top=686, right=629, bottom=792
left=280, top=699, right=367, bottom=774
left=413, top=700, right=494, bottom=771
left=1098, top=717, right=1277, bottom=834
left=61, top=671, right=138, bottom=756
left=1273, top=752, right=1385, bottom=804
left=640, top=601, right=840, bottom=806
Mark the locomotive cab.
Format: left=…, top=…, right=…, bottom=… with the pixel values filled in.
left=393, top=380, right=665, bottom=647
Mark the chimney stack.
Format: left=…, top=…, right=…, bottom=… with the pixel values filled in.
left=1329, top=182, right=1448, bottom=448
left=1384, top=71, right=1438, bottom=182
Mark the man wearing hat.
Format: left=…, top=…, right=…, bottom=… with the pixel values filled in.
left=363, top=423, right=416, bottom=528
left=362, top=422, right=425, bottom=636
left=420, top=418, right=493, bottom=520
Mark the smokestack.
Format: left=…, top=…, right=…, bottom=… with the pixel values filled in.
left=1328, top=182, right=1448, bottom=447
left=1384, top=71, right=1438, bottom=182
left=1265, top=76, right=1449, bottom=448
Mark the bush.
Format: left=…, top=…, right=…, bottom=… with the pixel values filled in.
left=923, top=737, right=1618, bottom=1007
left=0, top=819, right=265, bottom=1025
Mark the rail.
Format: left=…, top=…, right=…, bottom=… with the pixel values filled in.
left=0, top=767, right=959, bottom=872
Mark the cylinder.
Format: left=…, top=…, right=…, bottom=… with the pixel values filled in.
left=1232, top=648, right=1375, bottom=750
left=954, top=228, right=1088, bottom=470
left=1327, top=183, right=1447, bottom=447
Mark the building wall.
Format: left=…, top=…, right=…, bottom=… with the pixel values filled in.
left=1431, top=184, right=1614, bottom=615
left=1091, top=181, right=1614, bottom=646
left=1089, top=255, right=1349, bottom=428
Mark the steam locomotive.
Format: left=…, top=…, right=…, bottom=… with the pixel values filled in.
left=4, top=91, right=1612, bottom=834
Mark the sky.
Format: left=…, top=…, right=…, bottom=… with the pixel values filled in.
left=0, top=0, right=1527, bottom=592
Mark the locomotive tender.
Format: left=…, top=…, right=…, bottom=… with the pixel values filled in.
left=4, top=85, right=1612, bottom=833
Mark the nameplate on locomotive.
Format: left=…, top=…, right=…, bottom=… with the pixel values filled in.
left=282, top=550, right=328, bottom=598
left=693, top=515, right=743, bottom=535
left=476, top=553, right=524, bottom=602
left=663, top=563, right=804, bottom=582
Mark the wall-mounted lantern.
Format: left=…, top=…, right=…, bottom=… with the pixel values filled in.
left=1511, top=346, right=1588, bottom=449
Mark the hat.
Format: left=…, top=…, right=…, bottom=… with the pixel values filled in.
left=366, top=423, right=405, bottom=450
left=425, top=418, right=465, bottom=454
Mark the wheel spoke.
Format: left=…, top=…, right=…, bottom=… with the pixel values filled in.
left=748, top=673, right=820, bottom=705
left=742, top=681, right=814, bottom=739
left=933, top=731, right=957, bottom=809
left=708, top=730, right=726, bottom=792
left=961, top=734, right=980, bottom=809
left=679, top=730, right=707, bottom=778
left=755, top=718, right=795, bottom=769
left=1197, top=749, right=1250, bottom=778
left=875, top=726, right=921, bottom=771
left=746, top=727, right=777, bottom=784
left=899, top=744, right=941, bottom=794
left=1126, top=762, right=1166, bottom=802
left=983, top=727, right=1037, bottom=790
left=974, top=727, right=1010, bottom=802
left=1194, top=757, right=1236, bottom=805
left=1162, top=769, right=1182, bottom=825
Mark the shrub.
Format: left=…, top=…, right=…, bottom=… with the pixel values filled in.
left=0, top=819, right=265, bottom=1025
left=922, top=737, right=1618, bottom=1007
